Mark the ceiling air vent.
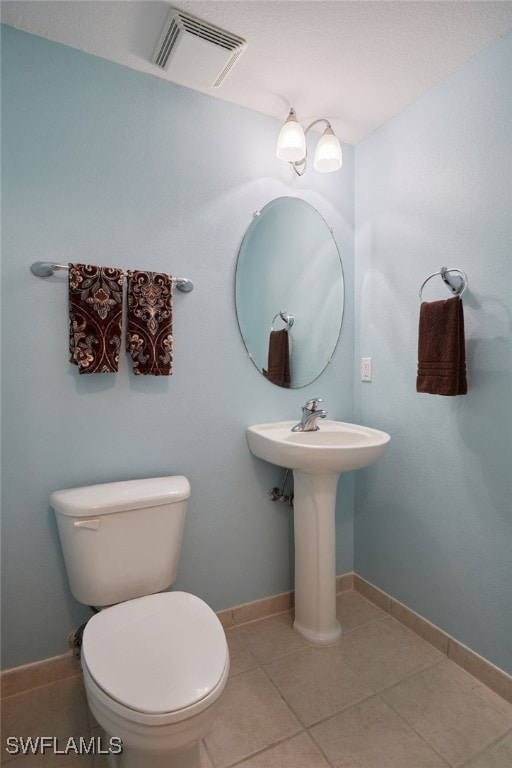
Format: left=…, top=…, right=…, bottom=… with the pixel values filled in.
left=152, top=9, right=246, bottom=88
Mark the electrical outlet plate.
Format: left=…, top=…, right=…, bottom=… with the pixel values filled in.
left=361, top=357, right=372, bottom=381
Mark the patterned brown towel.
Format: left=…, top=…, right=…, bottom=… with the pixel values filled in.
left=68, top=264, right=123, bottom=374
left=263, top=329, right=291, bottom=388
left=126, top=271, right=173, bottom=376
left=416, top=296, right=467, bottom=396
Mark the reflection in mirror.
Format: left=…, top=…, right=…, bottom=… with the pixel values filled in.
left=235, top=197, right=344, bottom=388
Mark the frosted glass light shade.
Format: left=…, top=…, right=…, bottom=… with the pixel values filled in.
left=314, top=128, right=343, bottom=172
left=276, top=111, right=307, bottom=163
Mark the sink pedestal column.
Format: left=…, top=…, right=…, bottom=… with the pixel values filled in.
left=292, top=470, right=341, bottom=645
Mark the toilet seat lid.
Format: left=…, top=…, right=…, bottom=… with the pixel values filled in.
left=82, top=592, right=228, bottom=715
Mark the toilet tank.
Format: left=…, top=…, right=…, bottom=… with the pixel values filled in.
left=51, top=476, right=190, bottom=607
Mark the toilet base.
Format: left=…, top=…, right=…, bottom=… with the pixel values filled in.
left=83, top=664, right=225, bottom=768
left=106, top=737, right=200, bottom=768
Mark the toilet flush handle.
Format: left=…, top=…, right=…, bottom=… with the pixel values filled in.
left=73, top=519, right=101, bottom=531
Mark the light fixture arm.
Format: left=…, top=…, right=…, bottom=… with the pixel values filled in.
left=304, top=118, right=332, bottom=133
left=276, top=108, right=342, bottom=176
left=292, top=118, right=334, bottom=176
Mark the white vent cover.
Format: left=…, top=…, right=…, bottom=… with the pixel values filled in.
left=152, top=9, right=246, bottom=88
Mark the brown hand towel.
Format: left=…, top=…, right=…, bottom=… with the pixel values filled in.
left=126, top=270, right=173, bottom=376
left=68, top=263, right=123, bottom=374
left=263, top=329, right=291, bottom=388
left=416, top=296, right=467, bottom=396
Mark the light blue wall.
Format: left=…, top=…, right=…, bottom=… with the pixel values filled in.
left=0, top=26, right=355, bottom=669
left=354, top=31, right=512, bottom=674
left=2, top=23, right=510, bottom=677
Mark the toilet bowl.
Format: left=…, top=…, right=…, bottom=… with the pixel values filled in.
left=51, top=477, right=229, bottom=768
left=82, top=592, right=229, bottom=768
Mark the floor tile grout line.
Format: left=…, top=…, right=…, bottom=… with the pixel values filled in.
left=220, top=729, right=310, bottom=768
left=255, top=634, right=451, bottom=733
left=440, top=663, right=512, bottom=718
left=201, top=736, right=217, bottom=768
left=384, top=613, right=447, bottom=651
left=231, top=591, right=510, bottom=712
left=304, top=689, right=378, bottom=729
left=338, top=648, right=444, bottom=697
left=210, top=649, right=304, bottom=768
left=453, top=725, right=512, bottom=768
left=227, top=642, right=311, bottom=680
left=377, top=657, right=512, bottom=760
left=379, top=690, right=461, bottom=767
left=353, top=580, right=512, bottom=706
left=261, top=648, right=483, bottom=750
left=224, top=624, right=261, bottom=679
left=227, top=611, right=401, bottom=748
left=224, top=600, right=465, bottom=755
left=224, top=660, right=260, bottom=680
left=232, top=607, right=422, bottom=678
left=374, top=657, right=447, bottom=696
left=305, top=726, right=337, bottom=768
left=382, top=686, right=512, bottom=768
left=338, top=615, right=389, bottom=634
left=257, top=650, right=310, bottom=731
left=144, top=600, right=512, bottom=767
left=237, top=615, right=388, bottom=768
left=304, top=691, right=455, bottom=768
left=231, top=598, right=511, bottom=712
left=247, top=646, right=312, bottom=668
left=255, top=634, right=386, bottom=730
left=226, top=607, right=295, bottom=632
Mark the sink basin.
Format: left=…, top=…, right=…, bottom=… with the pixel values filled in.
left=247, top=420, right=390, bottom=474
left=247, top=419, right=390, bottom=646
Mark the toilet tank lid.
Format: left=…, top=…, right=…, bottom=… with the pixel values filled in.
left=50, top=476, right=190, bottom=517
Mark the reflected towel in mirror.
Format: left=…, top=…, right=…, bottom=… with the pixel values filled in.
left=263, top=329, right=291, bottom=388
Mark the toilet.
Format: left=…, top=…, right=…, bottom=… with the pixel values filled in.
left=51, top=476, right=229, bottom=768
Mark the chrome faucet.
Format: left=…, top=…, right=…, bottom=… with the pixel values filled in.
left=291, top=398, right=328, bottom=432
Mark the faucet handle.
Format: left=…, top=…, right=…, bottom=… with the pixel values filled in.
left=304, top=398, right=324, bottom=412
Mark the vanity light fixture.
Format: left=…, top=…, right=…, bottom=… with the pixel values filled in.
left=276, top=108, right=343, bottom=176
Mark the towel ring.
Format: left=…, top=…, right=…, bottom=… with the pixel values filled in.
left=271, top=311, right=294, bottom=331
left=419, top=267, right=468, bottom=300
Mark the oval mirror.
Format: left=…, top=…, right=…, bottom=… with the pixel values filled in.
left=235, top=197, right=344, bottom=388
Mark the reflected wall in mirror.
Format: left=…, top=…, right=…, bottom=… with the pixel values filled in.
left=235, top=197, right=344, bottom=388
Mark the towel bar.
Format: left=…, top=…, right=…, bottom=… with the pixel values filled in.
left=419, top=267, right=467, bottom=300
left=30, top=261, right=194, bottom=292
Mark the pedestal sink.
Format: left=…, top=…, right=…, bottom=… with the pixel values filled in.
left=247, top=420, right=390, bottom=646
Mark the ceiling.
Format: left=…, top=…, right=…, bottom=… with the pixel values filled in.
left=2, top=0, right=512, bottom=144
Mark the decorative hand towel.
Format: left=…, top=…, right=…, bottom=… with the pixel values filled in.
left=416, top=296, right=467, bottom=396
left=68, top=263, right=123, bottom=374
left=126, top=270, right=173, bottom=376
left=263, top=329, right=291, bottom=388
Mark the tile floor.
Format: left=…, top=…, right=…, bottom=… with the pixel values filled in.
left=2, top=591, right=511, bottom=767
